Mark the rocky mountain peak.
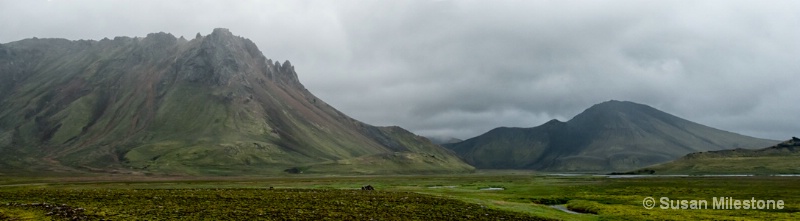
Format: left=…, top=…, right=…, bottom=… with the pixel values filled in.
left=587, top=100, right=644, bottom=112
left=171, top=28, right=306, bottom=88
left=543, top=119, right=564, bottom=125
left=211, top=28, right=234, bottom=36
left=144, top=32, right=177, bottom=43
left=140, top=32, right=178, bottom=49
left=200, top=28, right=243, bottom=49
left=568, top=100, right=668, bottom=129
left=262, top=58, right=301, bottom=88
left=281, top=60, right=294, bottom=72
left=203, top=28, right=239, bottom=48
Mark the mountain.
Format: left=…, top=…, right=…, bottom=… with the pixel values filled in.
left=632, top=137, right=798, bottom=175
left=0, top=28, right=473, bottom=175
left=444, top=100, right=777, bottom=172
left=425, top=136, right=464, bottom=145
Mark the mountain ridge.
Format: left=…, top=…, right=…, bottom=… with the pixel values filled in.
left=445, top=100, right=776, bottom=172
left=630, top=137, right=799, bottom=175
left=0, top=28, right=473, bottom=175
left=425, top=136, right=464, bottom=145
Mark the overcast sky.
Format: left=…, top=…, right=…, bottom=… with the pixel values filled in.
left=2, top=0, right=798, bottom=140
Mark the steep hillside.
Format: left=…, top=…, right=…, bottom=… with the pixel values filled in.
left=634, top=138, right=798, bottom=175
left=445, top=100, right=776, bottom=172
left=0, top=29, right=473, bottom=175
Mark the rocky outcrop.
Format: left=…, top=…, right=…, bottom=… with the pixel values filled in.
left=768, top=137, right=800, bottom=150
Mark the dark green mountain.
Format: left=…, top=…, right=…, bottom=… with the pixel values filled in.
left=634, top=137, right=798, bottom=175
left=0, top=28, right=473, bottom=175
left=444, top=100, right=776, bottom=172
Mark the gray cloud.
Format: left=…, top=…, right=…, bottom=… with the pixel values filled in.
left=2, top=0, right=798, bottom=140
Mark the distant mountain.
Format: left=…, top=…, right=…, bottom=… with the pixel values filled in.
left=425, top=136, right=464, bottom=145
left=632, top=137, right=799, bottom=175
left=0, top=28, right=473, bottom=175
left=444, top=100, right=777, bottom=172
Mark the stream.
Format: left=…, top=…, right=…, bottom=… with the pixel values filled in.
left=549, top=204, right=585, bottom=214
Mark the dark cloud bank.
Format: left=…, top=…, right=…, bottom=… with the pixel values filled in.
left=2, top=0, right=798, bottom=140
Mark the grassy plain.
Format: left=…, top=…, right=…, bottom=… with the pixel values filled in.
left=1, top=172, right=798, bottom=220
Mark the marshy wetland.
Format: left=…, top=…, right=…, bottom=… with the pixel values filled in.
left=2, top=173, right=798, bottom=220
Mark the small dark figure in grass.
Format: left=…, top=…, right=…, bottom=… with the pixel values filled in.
left=361, top=185, right=374, bottom=191
left=269, top=186, right=274, bottom=190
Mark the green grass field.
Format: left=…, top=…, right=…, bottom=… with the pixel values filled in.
left=1, top=173, right=798, bottom=220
